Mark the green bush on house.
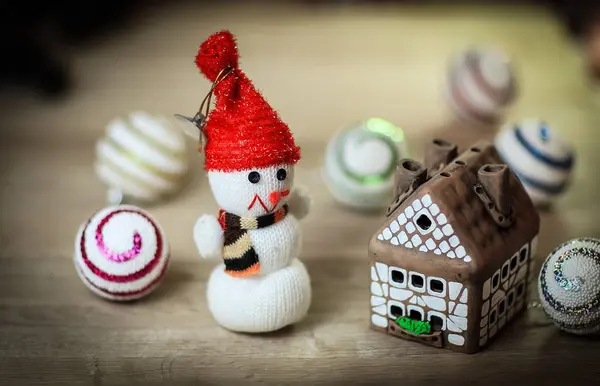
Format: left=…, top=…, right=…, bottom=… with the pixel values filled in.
left=395, top=316, right=432, bottom=335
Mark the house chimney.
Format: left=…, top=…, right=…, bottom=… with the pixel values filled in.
left=424, top=138, right=459, bottom=176
left=477, top=164, right=511, bottom=217
left=393, top=159, right=428, bottom=198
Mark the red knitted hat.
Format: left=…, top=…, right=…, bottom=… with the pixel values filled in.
left=195, top=30, right=301, bottom=172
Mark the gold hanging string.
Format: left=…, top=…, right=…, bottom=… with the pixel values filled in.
left=197, top=65, right=234, bottom=125
left=191, top=65, right=234, bottom=151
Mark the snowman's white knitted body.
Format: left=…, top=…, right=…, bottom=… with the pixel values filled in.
left=195, top=164, right=311, bottom=332
left=191, top=30, right=311, bottom=333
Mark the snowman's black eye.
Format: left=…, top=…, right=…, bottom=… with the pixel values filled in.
left=248, top=171, right=260, bottom=184
left=277, top=168, right=287, bottom=181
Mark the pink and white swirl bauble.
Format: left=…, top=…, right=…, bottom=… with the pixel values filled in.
left=74, top=205, right=170, bottom=301
left=446, top=46, right=517, bottom=125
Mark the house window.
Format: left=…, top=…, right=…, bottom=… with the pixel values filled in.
left=410, top=272, right=425, bottom=292
left=388, top=301, right=405, bottom=320
left=390, top=305, right=403, bottom=318
left=501, top=263, right=509, bottom=280
left=498, top=299, right=506, bottom=316
left=429, top=279, right=444, bottom=294
left=413, top=209, right=436, bottom=235
left=412, top=275, right=424, bottom=288
left=408, top=307, right=424, bottom=321
left=517, top=282, right=525, bottom=297
left=507, top=290, right=515, bottom=306
left=391, top=269, right=405, bottom=285
left=492, top=272, right=500, bottom=291
left=416, top=214, right=432, bottom=230
left=426, top=276, right=447, bottom=297
left=510, top=254, right=518, bottom=272
left=519, top=246, right=528, bottom=264
left=429, top=315, right=444, bottom=331
left=489, top=310, right=497, bottom=325
left=389, top=267, right=407, bottom=288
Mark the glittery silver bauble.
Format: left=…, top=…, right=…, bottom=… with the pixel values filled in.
left=538, top=237, right=600, bottom=335
left=322, top=118, right=409, bottom=210
left=95, top=111, right=190, bottom=205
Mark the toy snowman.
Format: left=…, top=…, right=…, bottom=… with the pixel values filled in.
left=189, top=30, right=312, bottom=333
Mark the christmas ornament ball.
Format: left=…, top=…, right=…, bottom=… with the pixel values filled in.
left=538, top=238, right=600, bottom=335
left=95, top=111, right=189, bottom=205
left=74, top=205, right=170, bottom=301
left=494, top=119, right=574, bottom=206
left=323, top=118, right=408, bottom=210
left=446, top=46, right=517, bottom=124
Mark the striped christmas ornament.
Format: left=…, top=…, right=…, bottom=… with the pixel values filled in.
left=446, top=47, right=517, bottom=125
left=494, top=119, right=575, bottom=206
left=323, top=118, right=409, bottom=210
left=95, top=111, right=189, bottom=205
left=538, top=237, right=600, bottom=335
left=74, top=205, right=170, bottom=301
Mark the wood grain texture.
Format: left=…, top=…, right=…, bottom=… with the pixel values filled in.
left=1, top=2, right=600, bottom=385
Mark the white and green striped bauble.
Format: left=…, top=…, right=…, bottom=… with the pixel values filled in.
left=323, top=118, right=409, bottom=210
left=95, top=111, right=189, bottom=205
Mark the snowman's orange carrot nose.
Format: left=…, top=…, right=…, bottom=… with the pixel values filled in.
left=269, top=190, right=290, bottom=205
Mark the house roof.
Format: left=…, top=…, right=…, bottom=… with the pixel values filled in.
left=370, top=140, right=540, bottom=280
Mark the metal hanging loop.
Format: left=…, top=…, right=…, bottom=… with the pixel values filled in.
left=174, top=65, right=235, bottom=151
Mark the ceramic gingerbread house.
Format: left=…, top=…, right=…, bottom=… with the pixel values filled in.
left=368, top=138, right=540, bottom=354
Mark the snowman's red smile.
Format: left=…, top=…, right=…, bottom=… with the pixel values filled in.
left=248, top=190, right=290, bottom=212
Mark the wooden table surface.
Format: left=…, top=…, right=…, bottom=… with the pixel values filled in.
left=2, top=2, right=600, bottom=385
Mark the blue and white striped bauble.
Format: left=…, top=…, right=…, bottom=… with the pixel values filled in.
left=494, top=119, right=574, bottom=206
left=95, top=111, right=190, bottom=205
left=538, top=237, right=600, bottom=335
left=323, top=118, right=409, bottom=210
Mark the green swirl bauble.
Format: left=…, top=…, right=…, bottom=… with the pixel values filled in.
left=323, top=118, right=409, bottom=210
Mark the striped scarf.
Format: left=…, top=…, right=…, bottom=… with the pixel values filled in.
left=218, top=204, right=289, bottom=277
